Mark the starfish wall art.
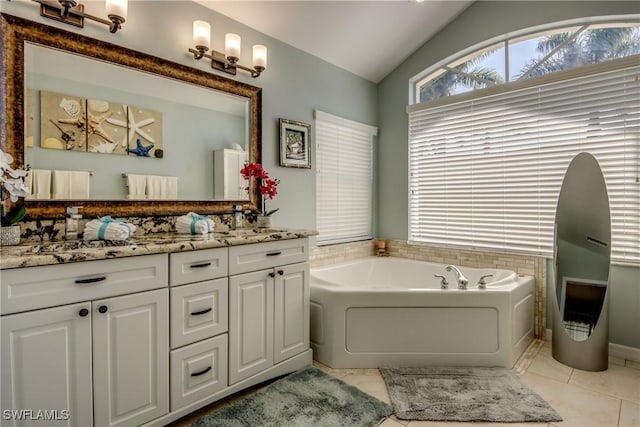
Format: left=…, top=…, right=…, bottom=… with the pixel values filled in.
left=38, top=90, right=164, bottom=159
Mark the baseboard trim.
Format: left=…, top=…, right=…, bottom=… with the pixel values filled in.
left=545, top=329, right=640, bottom=362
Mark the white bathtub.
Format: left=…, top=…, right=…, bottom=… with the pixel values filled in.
left=310, top=257, right=534, bottom=368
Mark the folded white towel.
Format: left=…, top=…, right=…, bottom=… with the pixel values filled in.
left=146, top=175, right=162, bottom=200
left=146, top=175, right=178, bottom=200
left=83, top=216, right=137, bottom=241
left=26, top=169, right=52, bottom=200
left=52, top=170, right=90, bottom=199
left=165, top=176, right=178, bottom=200
left=176, top=212, right=214, bottom=234
left=126, top=174, right=147, bottom=200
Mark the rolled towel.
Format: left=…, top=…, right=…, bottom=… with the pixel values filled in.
left=83, top=216, right=137, bottom=241
left=176, top=212, right=214, bottom=235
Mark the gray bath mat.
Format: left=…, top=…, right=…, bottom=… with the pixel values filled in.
left=380, top=366, right=562, bottom=422
left=190, top=366, right=392, bottom=427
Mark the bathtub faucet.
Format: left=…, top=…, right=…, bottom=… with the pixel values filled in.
left=445, top=265, right=468, bottom=289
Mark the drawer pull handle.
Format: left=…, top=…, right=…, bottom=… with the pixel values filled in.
left=98, top=305, right=108, bottom=314
left=79, top=308, right=89, bottom=317
left=75, top=276, right=107, bottom=284
left=277, top=269, right=284, bottom=275
left=266, top=251, right=282, bottom=257
left=190, top=307, right=213, bottom=316
left=190, top=366, right=212, bottom=377
left=190, top=262, right=212, bottom=269
left=268, top=272, right=275, bottom=278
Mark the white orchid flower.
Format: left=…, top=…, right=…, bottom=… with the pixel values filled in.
left=3, top=178, right=30, bottom=202
left=0, top=149, right=30, bottom=202
left=5, top=167, right=28, bottom=178
left=0, top=149, right=14, bottom=171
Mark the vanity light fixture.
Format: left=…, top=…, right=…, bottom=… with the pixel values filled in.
left=32, top=0, right=127, bottom=34
left=189, top=20, right=267, bottom=78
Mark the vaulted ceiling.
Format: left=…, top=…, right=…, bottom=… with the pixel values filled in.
left=197, top=1, right=473, bottom=83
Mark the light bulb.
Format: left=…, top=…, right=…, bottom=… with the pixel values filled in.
left=225, top=33, right=241, bottom=61
left=193, top=20, right=211, bottom=50
left=253, top=45, right=267, bottom=69
left=105, top=0, right=127, bottom=20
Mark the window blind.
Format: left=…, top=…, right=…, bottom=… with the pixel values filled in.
left=315, top=110, right=377, bottom=245
left=408, top=58, right=640, bottom=263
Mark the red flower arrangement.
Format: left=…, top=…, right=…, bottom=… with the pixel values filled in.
left=240, top=163, right=280, bottom=216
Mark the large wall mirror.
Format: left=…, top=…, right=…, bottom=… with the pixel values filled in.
left=552, top=152, right=611, bottom=371
left=0, top=13, right=261, bottom=219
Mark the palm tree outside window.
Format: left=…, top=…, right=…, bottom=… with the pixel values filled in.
left=415, top=22, right=640, bottom=104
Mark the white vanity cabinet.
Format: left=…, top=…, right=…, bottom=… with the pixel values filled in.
left=168, top=247, right=229, bottom=411
left=1, top=236, right=313, bottom=427
left=228, top=239, right=310, bottom=384
left=0, top=255, right=169, bottom=427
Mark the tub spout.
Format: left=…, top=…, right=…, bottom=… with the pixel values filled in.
left=445, top=265, right=468, bottom=289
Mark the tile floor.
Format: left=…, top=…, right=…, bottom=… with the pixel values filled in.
left=171, top=340, right=640, bottom=427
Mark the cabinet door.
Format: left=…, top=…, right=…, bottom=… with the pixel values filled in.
left=274, top=262, right=310, bottom=364
left=1, top=303, right=92, bottom=427
left=229, top=270, right=273, bottom=385
left=92, top=289, right=169, bottom=427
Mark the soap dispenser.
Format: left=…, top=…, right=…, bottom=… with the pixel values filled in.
left=233, top=204, right=244, bottom=230
left=65, top=206, right=82, bottom=240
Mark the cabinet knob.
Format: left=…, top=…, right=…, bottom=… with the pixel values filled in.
left=277, top=269, right=284, bottom=275
left=268, top=272, right=275, bottom=278
left=98, top=305, right=108, bottom=314
left=78, top=308, right=89, bottom=317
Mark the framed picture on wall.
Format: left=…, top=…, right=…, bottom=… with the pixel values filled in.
left=279, top=118, right=311, bottom=168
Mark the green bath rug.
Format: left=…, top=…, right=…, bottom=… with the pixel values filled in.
left=190, top=366, right=392, bottom=427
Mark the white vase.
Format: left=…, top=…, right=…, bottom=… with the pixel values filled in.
left=0, top=225, right=21, bottom=246
left=257, top=215, right=272, bottom=228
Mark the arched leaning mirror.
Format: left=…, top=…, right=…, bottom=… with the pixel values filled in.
left=552, top=152, right=611, bottom=372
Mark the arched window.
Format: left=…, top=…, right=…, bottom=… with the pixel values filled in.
left=413, top=20, right=640, bottom=104
left=407, top=18, right=640, bottom=263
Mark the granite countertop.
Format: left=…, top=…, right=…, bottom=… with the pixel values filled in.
left=0, top=228, right=317, bottom=270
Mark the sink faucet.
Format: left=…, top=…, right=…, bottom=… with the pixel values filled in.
left=232, top=204, right=244, bottom=230
left=445, top=265, right=468, bottom=289
left=65, top=206, right=82, bottom=240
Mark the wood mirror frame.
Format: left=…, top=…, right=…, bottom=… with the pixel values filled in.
left=0, top=13, right=261, bottom=219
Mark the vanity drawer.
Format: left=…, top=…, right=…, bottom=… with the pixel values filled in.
left=228, top=239, right=309, bottom=275
left=0, top=254, right=168, bottom=315
left=169, top=248, right=228, bottom=286
left=170, top=278, right=228, bottom=349
left=170, top=334, right=228, bottom=411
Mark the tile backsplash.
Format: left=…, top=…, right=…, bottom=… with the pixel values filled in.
left=17, top=213, right=257, bottom=243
